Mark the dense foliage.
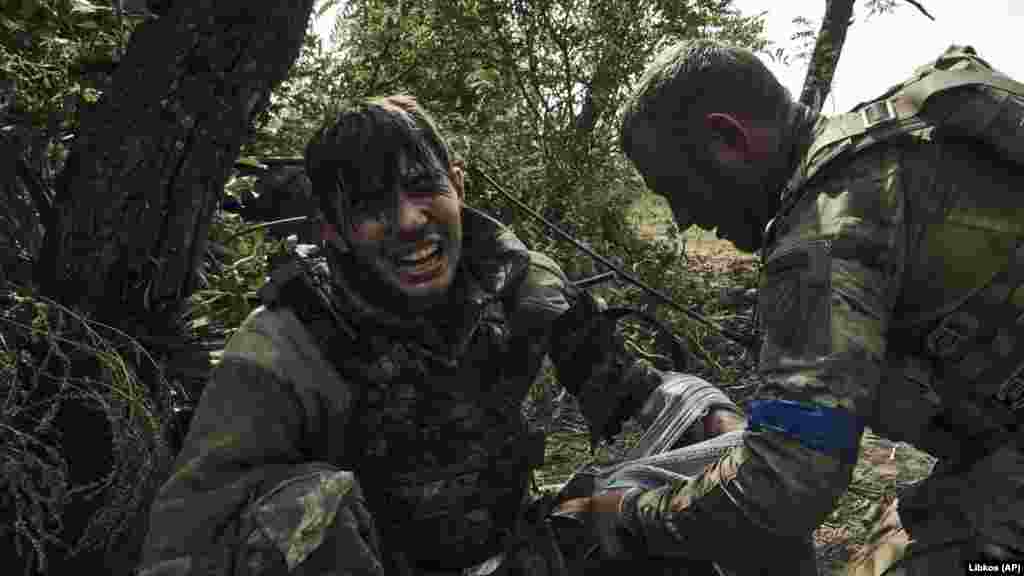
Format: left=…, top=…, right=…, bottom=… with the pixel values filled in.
left=1, top=0, right=144, bottom=275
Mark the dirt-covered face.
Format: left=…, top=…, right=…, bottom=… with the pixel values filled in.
left=343, top=147, right=465, bottom=310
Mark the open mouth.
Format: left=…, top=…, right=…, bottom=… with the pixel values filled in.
left=392, top=241, right=445, bottom=280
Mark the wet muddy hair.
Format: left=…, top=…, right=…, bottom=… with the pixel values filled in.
left=305, top=94, right=454, bottom=230
left=619, top=39, right=792, bottom=189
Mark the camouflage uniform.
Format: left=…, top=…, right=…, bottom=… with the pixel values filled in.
left=617, top=110, right=1024, bottom=572
left=136, top=208, right=734, bottom=575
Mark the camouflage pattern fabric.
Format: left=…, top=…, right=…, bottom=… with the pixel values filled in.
left=619, top=117, right=1024, bottom=573
left=136, top=209, right=697, bottom=575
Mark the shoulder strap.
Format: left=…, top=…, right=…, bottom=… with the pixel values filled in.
left=814, top=68, right=1024, bottom=161
left=779, top=62, right=1024, bottom=224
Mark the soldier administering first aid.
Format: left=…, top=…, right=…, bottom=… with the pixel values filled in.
left=577, top=39, right=1024, bottom=573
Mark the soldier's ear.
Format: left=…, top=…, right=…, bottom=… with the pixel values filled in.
left=449, top=163, right=465, bottom=202
left=705, top=112, right=752, bottom=167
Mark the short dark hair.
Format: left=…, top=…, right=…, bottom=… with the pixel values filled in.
left=620, top=39, right=791, bottom=183
left=305, top=94, right=453, bottom=228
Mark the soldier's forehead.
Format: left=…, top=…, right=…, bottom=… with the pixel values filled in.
left=363, top=149, right=442, bottom=189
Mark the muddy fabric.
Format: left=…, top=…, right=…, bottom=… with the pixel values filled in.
left=136, top=209, right=686, bottom=575
left=620, top=118, right=1024, bottom=571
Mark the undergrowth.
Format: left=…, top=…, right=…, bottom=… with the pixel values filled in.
left=0, top=284, right=172, bottom=574
left=0, top=173, right=275, bottom=573
left=185, top=176, right=281, bottom=343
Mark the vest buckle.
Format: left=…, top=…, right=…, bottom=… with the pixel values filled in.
left=861, top=99, right=897, bottom=129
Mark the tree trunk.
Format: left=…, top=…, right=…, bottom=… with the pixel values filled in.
left=24, top=3, right=315, bottom=573
left=38, top=0, right=315, bottom=330
left=799, top=0, right=856, bottom=114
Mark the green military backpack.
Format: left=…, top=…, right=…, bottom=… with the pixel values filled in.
left=776, top=45, right=1024, bottom=471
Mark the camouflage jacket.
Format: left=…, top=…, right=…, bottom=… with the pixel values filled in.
left=619, top=116, right=1024, bottom=569
left=138, top=208, right=664, bottom=575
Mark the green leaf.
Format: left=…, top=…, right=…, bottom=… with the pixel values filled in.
left=0, top=16, right=23, bottom=31
left=19, top=0, right=39, bottom=19
left=235, top=156, right=268, bottom=171
left=315, top=0, right=342, bottom=19
left=70, top=0, right=109, bottom=15
left=81, top=87, right=101, bottom=103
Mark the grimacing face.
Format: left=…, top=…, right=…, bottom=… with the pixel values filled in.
left=343, top=147, right=465, bottom=309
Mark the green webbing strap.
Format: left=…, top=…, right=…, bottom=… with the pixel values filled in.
left=905, top=68, right=1024, bottom=110
left=818, top=68, right=1024, bottom=156
left=787, top=67, right=1024, bottom=212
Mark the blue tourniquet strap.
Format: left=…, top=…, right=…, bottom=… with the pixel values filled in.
left=747, top=399, right=863, bottom=463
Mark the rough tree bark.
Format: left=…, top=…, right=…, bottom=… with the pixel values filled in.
left=799, top=0, right=856, bottom=114
left=38, top=0, right=315, bottom=333
left=24, top=3, right=315, bottom=574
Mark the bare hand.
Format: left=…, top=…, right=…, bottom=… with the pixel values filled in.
left=552, top=487, right=636, bottom=559
left=554, top=487, right=630, bottom=518
left=702, top=408, right=747, bottom=439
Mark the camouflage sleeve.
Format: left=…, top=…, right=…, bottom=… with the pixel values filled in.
left=503, top=250, right=574, bottom=385
left=138, top=309, right=383, bottom=575
left=509, top=250, right=665, bottom=435
left=622, top=144, right=909, bottom=567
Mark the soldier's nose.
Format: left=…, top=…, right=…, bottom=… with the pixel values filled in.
left=395, top=192, right=428, bottom=238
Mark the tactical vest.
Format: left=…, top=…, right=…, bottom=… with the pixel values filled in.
left=257, top=246, right=547, bottom=572
left=766, top=45, right=1024, bottom=469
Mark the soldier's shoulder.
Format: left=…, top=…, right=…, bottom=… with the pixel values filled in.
left=799, top=121, right=919, bottom=206
left=495, top=249, right=571, bottom=318
left=805, top=114, right=932, bottom=177
left=775, top=136, right=910, bottom=247
left=224, top=306, right=319, bottom=366
left=517, top=250, right=573, bottom=300
left=236, top=305, right=307, bottom=341
left=223, top=304, right=355, bottom=404
left=525, top=250, right=566, bottom=279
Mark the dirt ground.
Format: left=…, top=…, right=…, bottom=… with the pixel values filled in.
left=534, top=229, right=937, bottom=574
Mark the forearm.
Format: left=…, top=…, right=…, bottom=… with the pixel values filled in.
left=623, top=428, right=854, bottom=563
left=701, top=407, right=747, bottom=439
left=622, top=368, right=868, bottom=562
left=624, top=369, right=746, bottom=456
